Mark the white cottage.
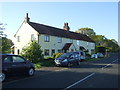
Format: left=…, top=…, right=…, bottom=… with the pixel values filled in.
left=14, top=13, right=95, bottom=57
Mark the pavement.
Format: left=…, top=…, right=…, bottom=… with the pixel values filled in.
left=2, top=53, right=120, bottom=89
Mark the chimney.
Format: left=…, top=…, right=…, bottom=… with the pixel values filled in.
left=24, top=13, right=30, bottom=23
left=63, top=22, right=70, bottom=31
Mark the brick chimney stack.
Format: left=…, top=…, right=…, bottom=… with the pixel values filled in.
left=24, top=13, right=30, bottom=23
left=63, top=22, right=70, bottom=31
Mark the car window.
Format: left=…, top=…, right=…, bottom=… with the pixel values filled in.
left=81, top=52, right=84, bottom=55
left=74, top=53, right=79, bottom=57
left=3, top=56, right=12, bottom=63
left=12, top=56, right=25, bottom=63
left=70, top=54, right=75, bottom=58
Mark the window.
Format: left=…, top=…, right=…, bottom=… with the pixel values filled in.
left=58, top=49, right=62, bottom=53
left=12, top=56, right=25, bottom=63
left=51, top=49, right=55, bottom=56
left=58, top=37, right=62, bottom=43
left=44, top=49, right=49, bottom=56
left=44, top=35, right=50, bottom=42
left=31, top=34, right=35, bottom=41
left=87, top=42, right=89, bottom=47
left=70, top=39, right=73, bottom=43
left=77, top=40, right=80, bottom=46
left=17, top=36, right=20, bottom=42
left=3, top=56, right=12, bottom=63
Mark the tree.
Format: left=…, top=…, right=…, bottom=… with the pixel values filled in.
left=75, top=27, right=96, bottom=37
left=0, top=23, right=7, bottom=37
left=0, top=37, right=13, bottom=53
left=0, top=23, right=13, bottom=53
left=20, top=40, right=44, bottom=63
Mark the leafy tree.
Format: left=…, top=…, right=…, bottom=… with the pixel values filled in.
left=75, top=27, right=96, bottom=36
left=0, top=37, right=13, bottom=53
left=0, top=23, right=13, bottom=53
left=20, top=40, right=44, bottom=63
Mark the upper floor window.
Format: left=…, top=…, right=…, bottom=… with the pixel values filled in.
left=77, top=40, right=80, bottom=46
left=87, top=42, right=89, bottom=47
left=70, top=39, right=73, bottom=43
left=17, top=36, right=20, bottom=42
left=31, top=34, right=35, bottom=41
left=58, top=37, right=62, bottom=43
left=44, top=35, right=50, bottom=42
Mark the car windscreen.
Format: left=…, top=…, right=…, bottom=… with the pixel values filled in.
left=59, top=53, right=72, bottom=58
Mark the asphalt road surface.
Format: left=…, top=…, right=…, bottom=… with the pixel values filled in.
left=2, top=53, right=120, bottom=89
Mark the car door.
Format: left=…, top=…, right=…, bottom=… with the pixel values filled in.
left=69, top=54, right=76, bottom=65
left=11, top=55, right=29, bottom=74
left=74, top=52, right=79, bottom=63
left=2, top=55, right=14, bottom=74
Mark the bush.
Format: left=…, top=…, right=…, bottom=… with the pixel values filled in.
left=20, top=40, right=44, bottom=63
left=52, top=53, right=63, bottom=59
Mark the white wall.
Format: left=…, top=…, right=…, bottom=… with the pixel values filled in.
left=14, top=22, right=39, bottom=54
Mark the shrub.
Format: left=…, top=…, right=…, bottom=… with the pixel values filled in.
left=20, top=40, right=44, bottom=63
left=52, top=53, right=63, bottom=59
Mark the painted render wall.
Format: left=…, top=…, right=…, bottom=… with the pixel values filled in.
left=38, top=34, right=95, bottom=57
left=14, top=22, right=39, bottom=55
left=14, top=22, right=95, bottom=57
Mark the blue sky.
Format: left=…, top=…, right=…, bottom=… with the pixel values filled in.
left=1, top=2, right=118, bottom=41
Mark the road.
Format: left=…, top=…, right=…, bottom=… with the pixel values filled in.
left=2, top=53, right=119, bottom=89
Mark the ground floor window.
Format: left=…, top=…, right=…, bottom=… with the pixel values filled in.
left=44, top=49, right=49, bottom=56
left=58, top=49, right=62, bottom=53
left=51, top=49, right=55, bottom=56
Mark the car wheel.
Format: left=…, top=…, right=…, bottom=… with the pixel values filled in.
left=0, top=72, right=6, bottom=82
left=67, top=62, right=71, bottom=67
left=28, top=68, right=34, bottom=76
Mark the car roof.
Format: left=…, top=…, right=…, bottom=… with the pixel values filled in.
left=0, top=54, right=18, bottom=56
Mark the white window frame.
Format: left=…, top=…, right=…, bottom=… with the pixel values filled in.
left=58, top=37, right=62, bottom=43
left=44, top=35, right=50, bottom=42
left=70, top=39, right=73, bottom=43
left=31, top=34, right=35, bottom=41
left=77, top=40, right=80, bottom=46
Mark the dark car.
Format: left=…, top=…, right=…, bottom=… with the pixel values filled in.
left=0, top=54, right=35, bottom=82
left=54, top=52, right=81, bottom=67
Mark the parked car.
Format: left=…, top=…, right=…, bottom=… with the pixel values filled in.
left=78, top=51, right=86, bottom=61
left=97, top=53, right=104, bottom=58
left=0, top=54, right=35, bottom=82
left=54, top=51, right=83, bottom=67
left=91, top=54, right=98, bottom=58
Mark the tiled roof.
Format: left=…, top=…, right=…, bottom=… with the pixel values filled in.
left=28, top=22, right=95, bottom=43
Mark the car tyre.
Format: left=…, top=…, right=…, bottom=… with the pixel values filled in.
left=28, top=68, right=34, bottom=76
left=0, top=72, right=6, bottom=82
left=67, top=62, right=71, bottom=68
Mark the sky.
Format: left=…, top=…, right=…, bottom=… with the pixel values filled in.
left=0, top=2, right=118, bottom=42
